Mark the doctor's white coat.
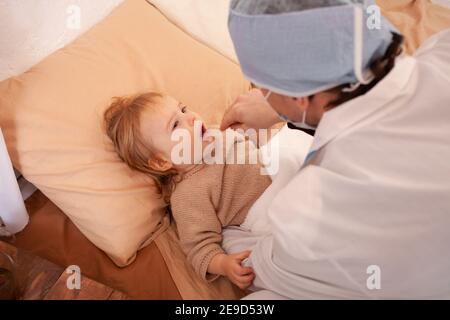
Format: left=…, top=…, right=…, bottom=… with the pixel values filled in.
left=231, top=29, right=450, bottom=299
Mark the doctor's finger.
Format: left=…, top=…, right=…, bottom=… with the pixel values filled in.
left=230, top=123, right=249, bottom=131
left=220, top=105, right=244, bottom=130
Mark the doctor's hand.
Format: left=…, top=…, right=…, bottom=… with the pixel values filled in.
left=220, top=89, right=280, bottom=131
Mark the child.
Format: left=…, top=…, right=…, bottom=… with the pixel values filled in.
left=104, top=92, right=272, bottom=289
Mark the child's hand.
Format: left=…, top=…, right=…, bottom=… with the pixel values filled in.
left=221, top=250, right=255, bottom=289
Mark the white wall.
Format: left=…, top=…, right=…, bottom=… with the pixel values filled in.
left=0, top=0, right=124, bottom=81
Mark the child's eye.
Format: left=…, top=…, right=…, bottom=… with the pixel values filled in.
left=173, top=120, right=179, bottom=129
left=181, top=106, right=187, bottom=113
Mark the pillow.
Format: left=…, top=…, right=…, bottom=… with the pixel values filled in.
left=0, top=0, right=249, bottom=266
left=147, top=0, right=238, bottom=63
left=0, top=0, right=124, bottom=81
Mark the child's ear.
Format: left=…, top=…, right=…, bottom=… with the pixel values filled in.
left=148, top=156, right=173, bottom=172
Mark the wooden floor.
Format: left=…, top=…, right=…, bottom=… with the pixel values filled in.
left=1, top=240, right=127, bottom=300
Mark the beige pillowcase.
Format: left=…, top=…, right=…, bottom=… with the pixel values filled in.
left=0, top=0, right=249, bottom=266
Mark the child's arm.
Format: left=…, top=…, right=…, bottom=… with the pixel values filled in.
left=171, top=183, right=255, bottom=287
left=208, top=251, right=255, bottom=290
left=170, top=182, right=228, bottom=282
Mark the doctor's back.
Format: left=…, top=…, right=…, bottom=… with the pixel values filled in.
left=266, top=29, right=450, bottom=299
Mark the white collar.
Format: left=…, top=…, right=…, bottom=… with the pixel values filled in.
left=309, top=55, right=417, bottom=153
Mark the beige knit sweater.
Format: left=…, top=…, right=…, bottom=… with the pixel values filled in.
left=170, top=135, right=271, bottom=282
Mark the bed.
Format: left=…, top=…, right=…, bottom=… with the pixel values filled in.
left=2, top=0, right=450, bottom=300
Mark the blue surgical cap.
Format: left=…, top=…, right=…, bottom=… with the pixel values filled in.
left=228, top=0, right=400, bottom=97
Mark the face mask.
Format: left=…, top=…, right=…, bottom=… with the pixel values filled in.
left=265, top=90, right=317, bottom=131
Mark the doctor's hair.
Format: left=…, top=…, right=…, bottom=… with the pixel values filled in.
left=324, top=32, right=404, bottom=110
left=103, top=92, right=178, bottom=204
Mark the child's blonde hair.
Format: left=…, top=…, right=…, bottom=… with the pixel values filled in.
left=104, top=92, right=178, bottom=203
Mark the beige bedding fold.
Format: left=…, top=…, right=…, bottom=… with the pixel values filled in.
left=378, top=0, right=450, bottom=54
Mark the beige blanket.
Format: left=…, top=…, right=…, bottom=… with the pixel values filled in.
left=155, top=0, right=450, bottom=300
left=379, top=0, right=450, bottom=54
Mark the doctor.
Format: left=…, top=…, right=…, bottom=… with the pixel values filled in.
left=221, top=0, right=450, bottom=299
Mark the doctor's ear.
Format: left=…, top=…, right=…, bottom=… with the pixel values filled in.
left=148, top=156, right=173, bottom=172
left=291, top=96, right=310, bottom=109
